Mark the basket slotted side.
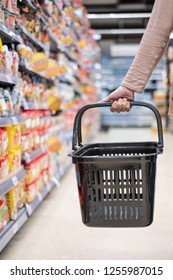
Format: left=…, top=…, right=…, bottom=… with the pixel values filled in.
left=74, top=142, right=157, bottom=227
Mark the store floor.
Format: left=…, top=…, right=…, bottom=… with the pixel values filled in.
left=1, top=128, right=173, bottom=260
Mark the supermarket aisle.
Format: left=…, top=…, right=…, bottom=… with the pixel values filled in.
left=1, top=128, right=173, bottom=260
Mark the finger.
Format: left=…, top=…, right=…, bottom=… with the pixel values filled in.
left=111, top=100, right=122, bottom=113
left=125, top=101, right=131, bottom=112
left=120, top=98, right=127, bottom=112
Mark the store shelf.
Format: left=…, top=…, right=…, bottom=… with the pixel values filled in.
left=21, top=101, right=49, bottom=110
left=25, top=178, right=59, bottom=216
left=0, top=115, right=24, bottom=127
left=0, top=167, right=26, bottom=197
left=0, top=24, right=22, bottom=43
left=17, top=24, right=49, bottom=52
left=0, top=208, right=28, bottom=252
left=19, top=61, right=54, bottom=83
left=22, top=145, right=48, bottom=163
left=0, top=74, right=18, bottom=85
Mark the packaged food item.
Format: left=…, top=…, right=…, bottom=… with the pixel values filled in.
left=24, top=158, right=41, bottom=185
left=0, top=155, right=8, bottom=179
left=5, top=13, right=16, bottom=29
left=0, top=89, right=7, bottom=116
left=7, top=125, right=21, bottom=150
left=25, top=179, right=37, bottom=203
left=17, top=44, right=33, bottom=59
left=11, top=50, right=19, bottom=77
left=21, top=132, right=31, bottom=155
left=29, top=52, right=48, bottom=73
left=5, top=0, right=18, bottom=14
left=0, top=195, right=9, bottom=232
left=8, top=147, right=21, bottom=173
left=3, top=88, right=13, bottom=115
left=0, top=128, right=8, bottom=157
left=6, top=185, right=19, bottom=220
left=11, top=85, right=23, bottom=114
left=17, top=179, right=26, bottom=209
left=0, top=51, right=6, bottom=73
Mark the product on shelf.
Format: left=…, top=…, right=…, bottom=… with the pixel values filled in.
left=23, top=152, right=50, bottom=203
left=0, top=155, right=8, bottom=180
left=0, top=45, right=19, bottom=76
left=0, top=128, right=8, bottom=157
left=0, top=0, right=101, bottom=244
left=6, top=179, right=26, bottom=220
left=0, top=195, right=9, bottom=232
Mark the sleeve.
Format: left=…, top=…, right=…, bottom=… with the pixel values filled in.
left=121, top=0, right=173, bottom=93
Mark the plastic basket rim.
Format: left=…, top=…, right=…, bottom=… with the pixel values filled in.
left=71, top=141, right=163, bottom=160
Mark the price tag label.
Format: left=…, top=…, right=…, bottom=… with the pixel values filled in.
left=13, top=222, right=19, bottom=235
left=12, top=176, right=18, bottom=186
left=11, top=116, right=18, bottom=124
left=6, top=75, right=12, bottom=83
left=26, top=204, right=32, bottom=215
left=37, top=192, right=42, bottom=202
left=47, top=183, right=51, bottom=192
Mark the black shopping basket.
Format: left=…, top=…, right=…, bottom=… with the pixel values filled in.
left=71, top=101, right=164, bottom=227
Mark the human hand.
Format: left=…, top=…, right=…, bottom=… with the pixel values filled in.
left=101, top=86, right=134, bottom=112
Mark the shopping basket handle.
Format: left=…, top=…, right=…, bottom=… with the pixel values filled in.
left=72, top=101, right=164, bottom=151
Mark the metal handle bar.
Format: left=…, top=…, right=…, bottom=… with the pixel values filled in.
left=72, top=101, right=164, bottom=151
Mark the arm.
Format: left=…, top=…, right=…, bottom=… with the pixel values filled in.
left=102, top=0, right=173, bottom=112
left=122, top=0, right=173, bottom=93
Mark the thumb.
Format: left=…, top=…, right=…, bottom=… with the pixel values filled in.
left=102, top=95, right=112, bottom=102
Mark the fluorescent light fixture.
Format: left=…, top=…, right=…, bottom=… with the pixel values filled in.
left=92, top=33, right=102, bottom=40
left=88, top=13, right=151, bottom=20
left=97, top=28, right=145, bottom=35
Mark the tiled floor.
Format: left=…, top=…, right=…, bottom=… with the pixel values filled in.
left=1, top=128, right=173, bottom=260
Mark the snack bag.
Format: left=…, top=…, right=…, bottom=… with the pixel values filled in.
left=11, top=85, right=23, bottom=114
left=8, top=146, right=21, bottom=173
left=17, top=180, right=26, bottom=208
left=25, top=180, right=37, bottom=203
left=3, top=88, right=13, bottom=115
left=0, top=155, right=8, bottom=179
left=7, top=125, right=21, bottom=150
left=0, top=195, right=9, bottom=232
left=6, top=186, right=19, bottom=220
left=0, top=128, right=8, bottom=157
left=0, top=89, right=7, bottom=116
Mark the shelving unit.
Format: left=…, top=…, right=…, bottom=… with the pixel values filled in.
left=22, top=145, right=48, bottom=164
left=0, top=0, right=100, bottom=252
left=0, top=168, right=26, bottom=197
left=25, top=177, right=59, bottom=216
left=0, top=116, right=24, bottom=127
left=0, top=208, right=28, bottom=252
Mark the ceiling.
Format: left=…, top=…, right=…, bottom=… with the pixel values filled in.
left=83, top=0, right=155, bottom=55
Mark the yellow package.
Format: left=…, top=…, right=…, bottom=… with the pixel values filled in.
left=7, top=125, right=21, bottom=151
left=6, top=186, right=19, bottom=220
left=8, top=146, right=21, bottom=173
